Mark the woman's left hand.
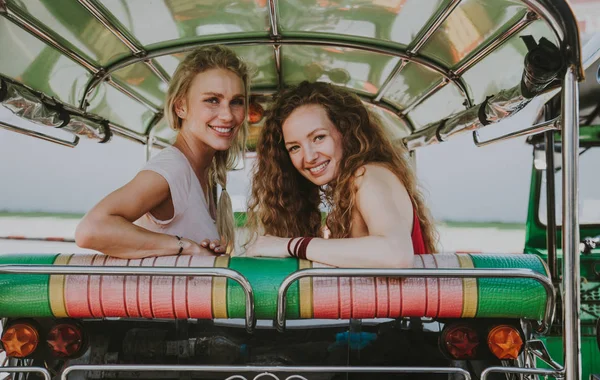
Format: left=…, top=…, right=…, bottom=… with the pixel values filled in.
left=244, top=236, right=291, bottom=258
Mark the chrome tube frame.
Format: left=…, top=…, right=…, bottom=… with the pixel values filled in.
left=376, top=0, right=461, bottom=102
left=145, top=59, right=171, bottom=84
left=472, top=116, right=560, bottom=147
left=544, top=115, right=558, bottom=282
left=61, top=365, right=471, bottom=380
left=400, top=78, right=449, bottom=116
left=407, top=0, right=463, bottom=55
left=79, top=36, right=472, bottom=109
left=561, top=66, right=581, bottom=380
left=275, top=268, right=555, bottom=333
left=481, top=366, right=563, bottom=380
left=268, top=0, right=279, bottom=38
left=521, top=0, right=565, bottom=43
left=0, top=367, right=51, bottom=380
left=374, top=59, right=407, bottom=102
left=454, top=11, right=537, bottom=76
left=0, top=119, right=79, bottom=147
left=274, top=44, right=282, bottom=89
left=0, top=265, right=257, bottom=333
left=76, top=0, right=143, bottom=55
left=107, top=78, right=160, bottom=113
left=77, top=0, right=171, bottom=84
left=1, top=4, right=98, bottom=73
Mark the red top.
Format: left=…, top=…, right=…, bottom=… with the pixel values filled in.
left=411, top=208, right=428, bottom=254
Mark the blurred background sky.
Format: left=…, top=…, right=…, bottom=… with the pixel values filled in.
left=0, top=102, right=538, bottom=223
left=0, top=0, right=599, bottom=224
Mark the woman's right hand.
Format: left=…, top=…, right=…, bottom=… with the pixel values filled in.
left=199, top=239, right=227, bottom=254
left=182, top=238, right=221, bottom=256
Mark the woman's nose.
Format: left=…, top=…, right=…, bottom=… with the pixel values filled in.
left=304, top=144, right=318, bottom=163
left=218, top=103, right=233, bottom=122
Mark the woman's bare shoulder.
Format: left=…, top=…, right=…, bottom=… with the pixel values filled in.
left=353, top=163, right=398, bottom=187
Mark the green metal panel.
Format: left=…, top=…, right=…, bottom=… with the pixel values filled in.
left=278, top=0, right=445, bottom=46
left=470, top=254, right=548, bottom=320
left=226, top=257, right=300, bottom=319
left=462, top=20, right=557, bottom=104
left=0, top=17, right=91, bottom=105
left=0, top=253, right=58, bottom=317
left=383, top=62, right=442, bottom=109
left=8, top=0, right=131, bottom=66
left=98, top=0, right=270, bottom=47
left=112, top=63, right=166, bottom=108
left=282, top=45, right=400, bottom=95
left=420, top=0, right=528, bottom=68
left=537, top=336, right=600, bottom=380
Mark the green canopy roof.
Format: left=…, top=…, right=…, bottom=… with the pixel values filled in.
left=0, top=0, right=585, bottom=148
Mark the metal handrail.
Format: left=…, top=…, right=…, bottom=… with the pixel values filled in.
left=0, top=367, right=52, bottom=380
left=60, top=365, right=471, bottom=380
left=0, top=264, right=256, bottom=333
left=276, top=268, right=555, bottom=333
left=481, top=366, right=564, bottom=380
left=473, top=117, right=560, bottom=147
left=0, top=119, right=79, bottom=148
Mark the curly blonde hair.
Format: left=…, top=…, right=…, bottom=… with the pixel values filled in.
left=247, top=81, right=437, bottom=253
left=165, top=45, right=249, bottom=252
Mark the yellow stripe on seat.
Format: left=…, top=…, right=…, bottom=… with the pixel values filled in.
left=49, top=254, right=73, bottom=317
left=212, top=255, right=230, bottom=319
left=298, top=259, right=313, bottom=318
left=457, top=254, right=478, bottom=318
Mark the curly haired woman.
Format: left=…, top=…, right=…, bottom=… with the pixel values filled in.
left=245, top=81, right=436, bottom=268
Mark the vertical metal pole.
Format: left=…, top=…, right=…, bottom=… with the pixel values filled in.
left=544, top=117, right=557, bottom=282
left=561, top=65, right=580, bottom=380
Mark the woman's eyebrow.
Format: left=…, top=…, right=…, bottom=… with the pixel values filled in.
left=285, top=128, right=328, bottom=145
left=201, top=92, right=245, bottom=98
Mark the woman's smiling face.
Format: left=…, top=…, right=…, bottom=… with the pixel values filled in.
left=282, top=104, right=344, bottom=186
left=177, top=68, right=245, bottom=151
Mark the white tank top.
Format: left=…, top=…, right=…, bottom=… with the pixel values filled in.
left=134, top=146, right=219, bottom=243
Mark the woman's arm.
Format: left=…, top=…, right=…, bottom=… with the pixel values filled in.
left=246, top=165, right=416, bottom=268
left=75, top=171, right=210, bottom=259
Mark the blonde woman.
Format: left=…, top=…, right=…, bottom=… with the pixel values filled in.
left=76, top=46, right=248, bottom=259
left=246, top=81, right=436, bottom=268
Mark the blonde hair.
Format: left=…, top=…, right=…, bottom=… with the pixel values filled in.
left=165, top=45, right=249, bottom=253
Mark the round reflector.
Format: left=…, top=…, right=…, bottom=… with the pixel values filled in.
left=442, top=325, right=479, bottom=359
left=487, top=325, right=523, bottom=360
left=47, top=323, right=84, bottom=358
left=0, top=322, right=39, bottom=358
left=248, top=102, right=264, bottom=124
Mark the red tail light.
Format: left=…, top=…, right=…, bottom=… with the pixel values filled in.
left=47, top=323, right=84, bottom=358
left=1, top=322, right=39, bottom=358
left=441, top=325, right=479, bottom=359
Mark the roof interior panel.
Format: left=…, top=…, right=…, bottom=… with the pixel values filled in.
left=98, top=0, right=270, bottom=47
